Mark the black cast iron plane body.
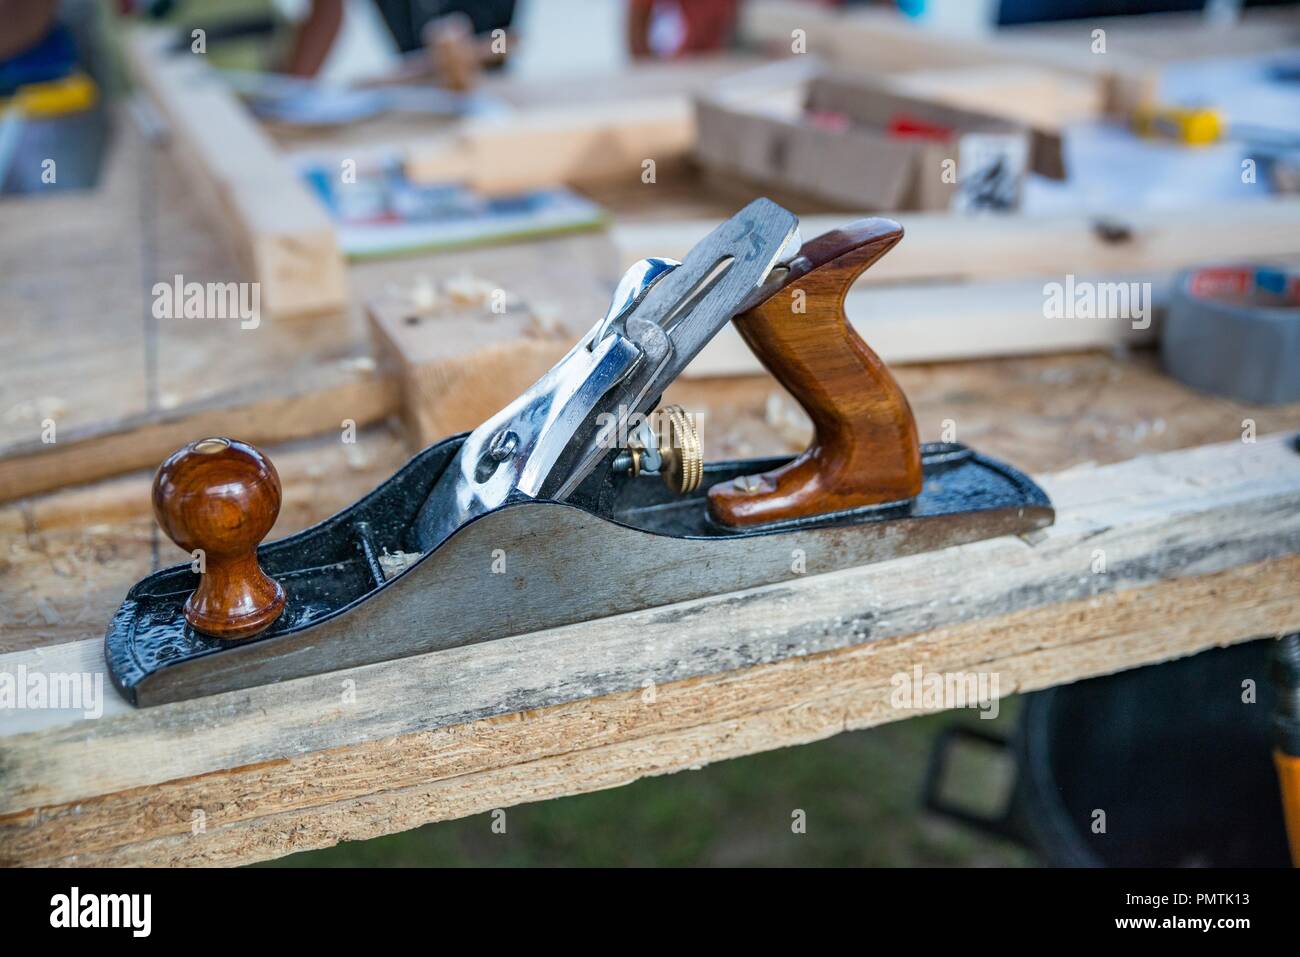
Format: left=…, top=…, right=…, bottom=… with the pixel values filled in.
left=106, top=438, right=1053, bottom=706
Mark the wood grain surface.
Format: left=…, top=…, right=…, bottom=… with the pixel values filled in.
left=1, top=433, right=1298, bottom=865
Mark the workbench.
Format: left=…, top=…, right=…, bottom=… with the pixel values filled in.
left=2, top=82, right=1299, bottom=867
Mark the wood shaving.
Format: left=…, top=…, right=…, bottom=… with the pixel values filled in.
left=410, top=275, right=438, bottom=310
left=528, top=301, right=562, bottom=337
left=378, top=549, right=422, bottom=580
left=343, top=444, right=371, bottom=469
left=443, top=273, right=499, bottom=306
left=3, top=396, right=66, bottom=424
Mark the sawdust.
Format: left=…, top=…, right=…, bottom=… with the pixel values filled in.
left=3, top=397, right=66, bottom=424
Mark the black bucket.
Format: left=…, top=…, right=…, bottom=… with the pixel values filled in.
left=924, top=639, right=1291, bottom=867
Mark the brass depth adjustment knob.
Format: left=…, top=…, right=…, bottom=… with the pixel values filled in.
left=614, top=405, right=703, bottom=494
left=657, top=405, right=703, bottom=494
left=152, top=437, right=287, bottom=640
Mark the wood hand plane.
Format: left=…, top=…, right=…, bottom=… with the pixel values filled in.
left=107, top=199, right=1053, bottom=706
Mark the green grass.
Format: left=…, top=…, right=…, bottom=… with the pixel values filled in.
left=257, top=705, right=1034, bottom=868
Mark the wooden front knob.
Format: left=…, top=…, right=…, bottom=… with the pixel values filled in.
left=152, top=437, right=286, bottom=640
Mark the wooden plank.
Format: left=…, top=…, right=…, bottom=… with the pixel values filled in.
left=347, top=57, right=775, bottom=193
left=366, top=292, right=568, bottom=446
left=4, top=557, right=1294, bottom=867
left=402, top=98, right=694, bottom=192
left=615, top=201, right=1300, bottom=368
left=0, top=359, right=396, bottom=502
left=0, top=108, right=152, bottom=462
left=2, top=432, right=1297, bottom=864
left=123, top=28, right=347, bottom=318
left=888, top=64, right=1104, bottom=131
left=739, top=1, right=1156, bottom=114
left=0, top=144, right=618, bottom=503
left=1004, top=7, right=1300, bottom=63
left=689, top=274, right=1162, bottom=374
left=613, top=201, right=1300, bottom=285
left=270, top=54, right=764, bottom=156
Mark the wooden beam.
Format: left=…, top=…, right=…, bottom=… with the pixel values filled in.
left=614, top=202, right=1300, bottom=285
left=1003, top=7, right=1300, bottom=64
left=615, top=202, right=1300, bottom=368
left=4, top=559, right=1295, bottom=866
left=887, top=64, right=1104, bottom=131
left=2, top=433, right=1297, bottom=864
left=124, top=29, right=348, bottom=318
left=738, top=1, right=1157, bottom=114
left=393, top=55, right=775, bottom=191
left=689, top=274, right=1162, bottom=374
left=402, top=98, right=694, bottom=192
left=0, top=360, right=398, bottom=503
left=366, top=293, right=567, bottom=446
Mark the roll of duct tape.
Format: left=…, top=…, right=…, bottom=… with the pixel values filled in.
left=1162, top=264, right=1300, bottom=405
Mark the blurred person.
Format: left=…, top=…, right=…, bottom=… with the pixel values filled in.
left=0, top=1, right=63, bottom=92
left=626, top=0, right=740, bottom=59
left=284, top=0, right=516, bottom=89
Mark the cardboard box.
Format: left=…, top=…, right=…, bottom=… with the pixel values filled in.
left=695, top=67, right=1064, bottom=211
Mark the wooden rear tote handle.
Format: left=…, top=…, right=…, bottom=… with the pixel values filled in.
left=708, top=218, right=923, bottom=528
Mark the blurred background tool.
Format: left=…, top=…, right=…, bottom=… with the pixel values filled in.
left=1130, top=101, right=1224, bottom=144
left=281, top=0, right=518, bottom=87
left=219, top=68, right=496, bottom=126
left=925, top=640, right=1293, bottom=867
left=1131, top=99, right=1300, bottom=151
left=1162, top=264, right=1300, bottom=404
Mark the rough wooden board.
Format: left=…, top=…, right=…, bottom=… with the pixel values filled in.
left=0, top=108, right=384, bottom=503
left=886, top=64, right=1103, bottom=132
left=0, top=359, right=397, bottom=503
left=269, top=54, right=765, bottom=156
left=354, top=233, right=623, bottom=450
left=4, top=554, right=1294, bottom=867
left=739, top=1, right=1156, bottom=114
left=1, top=433, right=1297, bottom=863
left=366, top=293, right=568, bottom=446
left=690, top=274, right=1163, bottom=374
left=617, top=202, right=1300, bottom=369
left=613, top=201, right=1300, bottom=288
left=402, top=99, right=695, bottom=193
left=124, top=28, right=347, bottom=318
left=1005, top=7, right=1300, bottom=63
left=3, top=514, right=1298, bottom=861
left=0, top=106, right=151, bottom=455
left=0, top=98, right=621, bottom=504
